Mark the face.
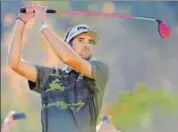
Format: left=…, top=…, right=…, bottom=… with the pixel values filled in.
left=71, top=32, right=95, bottom=60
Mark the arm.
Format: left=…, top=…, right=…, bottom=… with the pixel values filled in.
left=40, top=25, right=109, bottom=92
left=96, top=116, right=120, bottom=132
left=8, top=19, right=37, bottom=82
left=8, top=8, right=38, bottom=82
left=33, top=6, right=94, bottom=78
left=41, top=27, right=93, bottom=78
left=1, top=111, right=15, bottom=132
left=8, top=19, right=52, bottom=93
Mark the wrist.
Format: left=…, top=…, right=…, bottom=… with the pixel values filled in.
left=16, top=17, right=26, bottom=25
left=15, top=20, right=26, bottom=30
left=40, top=22, right=49, bottom=32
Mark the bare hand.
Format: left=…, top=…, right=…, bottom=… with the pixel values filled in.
left=17, top=5, right=35, bottom=24
left=34, top=5, right=48, bottom=25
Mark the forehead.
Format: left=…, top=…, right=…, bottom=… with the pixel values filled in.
left=74, top=32, right=93, bottom=40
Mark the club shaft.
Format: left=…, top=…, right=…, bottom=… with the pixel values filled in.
left=55, top=10, right=156, bottom=21
left=133, top=17, right=156, bottom=21
left=20, top=8, right=157, bottom=22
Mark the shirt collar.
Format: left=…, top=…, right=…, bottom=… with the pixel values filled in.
left=62, top=65, right=72, bottom=74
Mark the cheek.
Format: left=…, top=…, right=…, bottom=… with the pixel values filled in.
left=72, top=42, right=82, bottom=52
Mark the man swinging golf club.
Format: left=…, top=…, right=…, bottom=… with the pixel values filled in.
left=8, top=4, right=108, bottom=132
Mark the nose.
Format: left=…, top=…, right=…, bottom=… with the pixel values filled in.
left=84, top=41, right=92, bottom=47
left=85, top=43, right=90, bottom=47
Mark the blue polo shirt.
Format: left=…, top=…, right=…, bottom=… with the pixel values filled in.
left=28, top=60, right=108, bottom=132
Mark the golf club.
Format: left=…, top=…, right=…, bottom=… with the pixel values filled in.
left=20, top=8, right=171, bottom=39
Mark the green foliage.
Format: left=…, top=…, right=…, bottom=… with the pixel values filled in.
left=109, top=83, right=178, bottom=129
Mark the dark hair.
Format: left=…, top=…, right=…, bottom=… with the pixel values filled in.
left=68, top=38, right=73, bottom=46
left=64, top=28, right=74, bottom=46
left=64, top=28, right=72, bottom=42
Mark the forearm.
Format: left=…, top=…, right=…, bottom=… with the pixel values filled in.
left=41, top=26, right=78, bottom=63
left=8, top=20, right=25, bottom=69
left=1, top=119, right=13, bottom=132
left=1, top=111, right=15, bottom=132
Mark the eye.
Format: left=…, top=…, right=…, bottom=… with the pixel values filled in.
left=89, top=40, right=95, bottom=45
left=79, top=39, right=83, bottom=42
left=78, top=38, right=84, bottom=43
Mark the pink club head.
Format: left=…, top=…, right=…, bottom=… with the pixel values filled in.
left=157, top=20, right=171, bottom=39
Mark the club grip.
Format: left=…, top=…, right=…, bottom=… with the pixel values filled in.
left=20, top=8, right=28, bottom=13
left=20, top=8, right=56, bottom=13
left=47, top=9, right=56, bottom=13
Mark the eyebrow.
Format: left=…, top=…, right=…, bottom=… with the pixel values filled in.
left=78, top=37, right=94, bottom=43
left=78, top=37, right=84, bottom=40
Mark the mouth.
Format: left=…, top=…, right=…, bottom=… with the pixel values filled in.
left=83, top=47, right=90, bottom=54
left=80, top=48, right=91, bottom=60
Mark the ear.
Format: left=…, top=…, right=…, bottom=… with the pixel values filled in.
left=71, top=42, right=75, bottom=50
left=69, top=39, right=74, bottom=47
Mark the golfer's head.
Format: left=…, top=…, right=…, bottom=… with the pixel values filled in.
left=64, top=24, right=99, bottom=60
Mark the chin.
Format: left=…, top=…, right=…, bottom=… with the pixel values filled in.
left=82, top=57, right=90, bottom=60
left=80, top=53, right=92, bottom=60
left=83, top=56, right=92, bottom=60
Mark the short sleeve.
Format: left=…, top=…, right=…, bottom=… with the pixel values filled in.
left=90, top=60, right=109, bottom=92
left=28, top=65, right=52, bottom=94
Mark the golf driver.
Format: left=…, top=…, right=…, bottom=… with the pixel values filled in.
left=20, top=8, right=171, bottom=39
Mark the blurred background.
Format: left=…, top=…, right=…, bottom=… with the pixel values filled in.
left=1, top=1, right=178, bottom=132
